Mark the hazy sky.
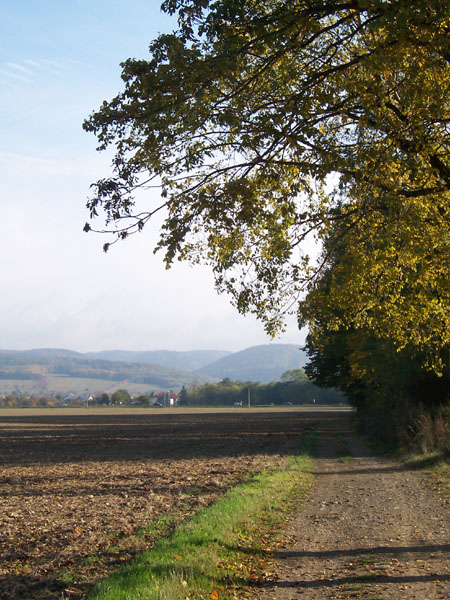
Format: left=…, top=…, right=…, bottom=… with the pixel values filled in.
left=1, top=1, right=308, bottom=353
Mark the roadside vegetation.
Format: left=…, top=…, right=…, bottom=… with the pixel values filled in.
left=401, top=427, right=450, bottom=506
left=88, top=446, right=314, bottom=600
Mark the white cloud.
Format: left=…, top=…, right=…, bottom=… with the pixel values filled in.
left=0, top=68, right=31, bottom=82
left=6, top=62, right=34, bottom=75
left=24, top=59, right=44, bottom=69
left=40, top=58, right=71, bottom=70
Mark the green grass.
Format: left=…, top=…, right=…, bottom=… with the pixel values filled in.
left=87, top=441, right=315, bottom=600
left=404, top=451, right=444, bottom=470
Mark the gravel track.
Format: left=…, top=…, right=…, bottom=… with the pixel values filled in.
left=257, top=417, right=450, bottom=599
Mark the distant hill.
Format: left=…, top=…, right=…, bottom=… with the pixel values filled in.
left=0, top=344, right=307, bottom=395
left=0, top=348, right=83, bottom=363
left=196, top=344, right=306, bottom=383
left=0, top=349, right=214, bottom=395
left=86, top=349, right=231, bottom=371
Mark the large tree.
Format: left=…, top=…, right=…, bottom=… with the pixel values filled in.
left=84, top=0, right=450, bottom=370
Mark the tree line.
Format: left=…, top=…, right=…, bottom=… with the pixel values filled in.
left=0, top=371, right=344, bottom=408
left=0, top=389, right=162, bottom=408
left=184, top=370, right=344, bottom=406
left=84, top=0, right=450, bottom=449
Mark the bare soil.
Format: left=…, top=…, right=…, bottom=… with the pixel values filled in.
left=256, top=415, right=450, bottom=599
left=0, top=407, right=339, bottom=600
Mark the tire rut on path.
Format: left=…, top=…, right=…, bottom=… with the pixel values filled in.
left=256, top=416, right=450, bottom=599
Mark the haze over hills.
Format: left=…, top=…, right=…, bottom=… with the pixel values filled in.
left=0, top=349, right=214, bottom=395
left=86, top=349, right=231, bottom=371
left=0, top=344, right=306, bottom=395
left=0, top=348, right=83, bottom=361
left=85, top=345, right=305, bottom=383
left=195, top=344, right=306, bottom=384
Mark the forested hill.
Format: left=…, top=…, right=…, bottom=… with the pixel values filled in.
left=86, top=349, right=231, bottom=371
left=196, top=344, right=306, bottom=384
left=0, top=344, right=306, bottom=388
left=0, top=349, right=213, bottom=389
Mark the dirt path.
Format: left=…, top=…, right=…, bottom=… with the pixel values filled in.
left=257, top=416, right=450, bottom=599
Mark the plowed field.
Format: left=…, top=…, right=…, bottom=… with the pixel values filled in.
left=0, top=408, right=344, bottom=599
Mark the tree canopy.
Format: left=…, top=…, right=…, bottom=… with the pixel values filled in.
left=84, top=0, right=450, bottom=372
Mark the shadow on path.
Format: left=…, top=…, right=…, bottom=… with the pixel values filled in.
left=266, top=572, right=450, bottom=590
left=276, top=542, right=450, bottom=560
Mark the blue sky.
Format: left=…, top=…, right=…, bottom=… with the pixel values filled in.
left=1, top=1, right=306, bottom=353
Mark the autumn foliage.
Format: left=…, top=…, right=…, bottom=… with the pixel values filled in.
left=84, top=1, right=450, bottom=435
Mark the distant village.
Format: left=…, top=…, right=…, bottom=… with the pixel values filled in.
left=0, top=389, right=182, bottom=409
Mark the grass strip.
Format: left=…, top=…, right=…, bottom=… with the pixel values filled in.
left=87, top=447, right=314, bottom=600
